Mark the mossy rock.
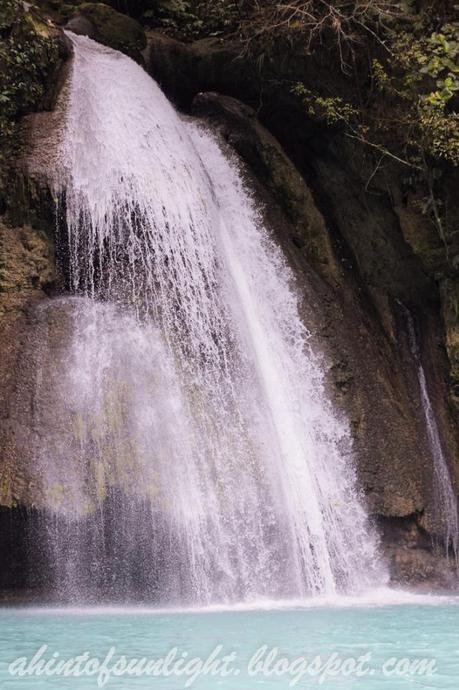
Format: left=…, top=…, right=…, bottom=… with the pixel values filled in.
left=0, top=1, right=66, bottom=210
left=67, top=2, right=146, bottom=61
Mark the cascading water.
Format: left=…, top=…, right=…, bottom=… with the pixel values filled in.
left=29, top=32, right=385, bottom=604
left=403, top=307, right=459, bottom=556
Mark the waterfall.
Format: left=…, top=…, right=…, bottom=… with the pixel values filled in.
left=403, top=306, right=458, bottom=555
left=29, top=32, right=384, bottom=604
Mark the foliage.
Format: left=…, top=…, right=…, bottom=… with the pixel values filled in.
left=369, top=20, right=459, bottom=166
left=241, top=0, right=405, bottom=71
left=279, top=5, right=458, bottom=252
left=143, top=0, right=203, bottom=36
left=419, top=24, right=459, bottom=106
left=291, top=83, right=358, bottom=125
left=142, top=0, right=240, bottom=39
left=232, top=2, right=458, bottom=165
left=0, top=0, right=59, bottom=163
left=0, top=0, right=18, bottom=30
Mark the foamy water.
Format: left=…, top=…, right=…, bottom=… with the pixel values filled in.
left=22, top=31, right=386, bottom=604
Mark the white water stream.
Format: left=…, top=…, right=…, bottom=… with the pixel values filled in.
left=404, top=308, right=459, bottom=555
left=31, top=32, right=384, bottom=603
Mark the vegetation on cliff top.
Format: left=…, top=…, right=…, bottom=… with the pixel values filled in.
left=0, top=0, right=62, bottom=203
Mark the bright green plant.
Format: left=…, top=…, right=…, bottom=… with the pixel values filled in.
left=291, top=83, right=358, bottom=126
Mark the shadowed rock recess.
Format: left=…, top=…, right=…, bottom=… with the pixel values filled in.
left=0, top=0, right=458, bottom=598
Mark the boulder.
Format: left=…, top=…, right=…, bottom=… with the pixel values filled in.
left=65, top=3, right=146, bottom=62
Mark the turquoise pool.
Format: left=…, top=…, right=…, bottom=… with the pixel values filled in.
left=0, top=593, right=458, bottom=689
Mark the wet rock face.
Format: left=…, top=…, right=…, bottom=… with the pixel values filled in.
left=185, top=88, right=459, bottom=583
left=0, top=222, right=55, bottom=313
left=0, top=3, right=68, bottom=521
left=0, top=218, right=56, bottom=509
